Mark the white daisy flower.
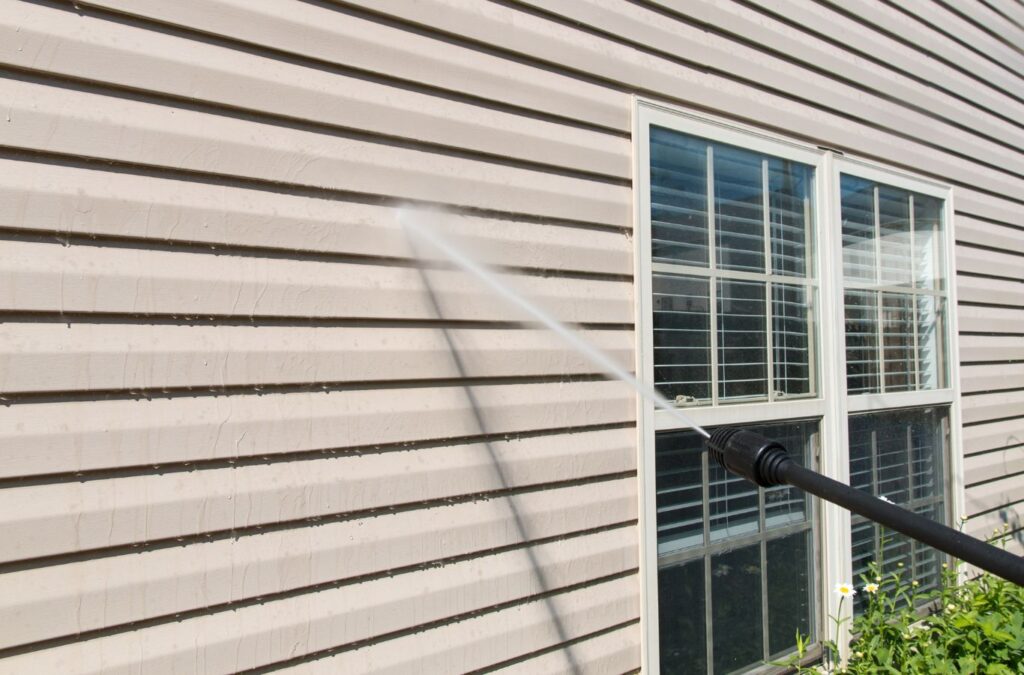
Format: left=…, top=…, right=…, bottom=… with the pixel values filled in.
left=864, top=582, right=879, bottom=594
left=835, top=582, right=856, bottom=598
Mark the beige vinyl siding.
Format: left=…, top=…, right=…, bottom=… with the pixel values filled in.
left=0, top=0, right=1021, bottom=671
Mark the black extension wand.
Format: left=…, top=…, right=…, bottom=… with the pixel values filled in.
left=706, top=428, right=1024, bottom=586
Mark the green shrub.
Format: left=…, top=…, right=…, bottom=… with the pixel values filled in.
left=775, top=530, right=1024, bottom=674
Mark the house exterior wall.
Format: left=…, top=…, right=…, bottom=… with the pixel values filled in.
left=0, top=0, right=1020, bottom=671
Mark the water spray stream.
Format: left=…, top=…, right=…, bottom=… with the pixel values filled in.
left=398, top=208, right=710, bottom=439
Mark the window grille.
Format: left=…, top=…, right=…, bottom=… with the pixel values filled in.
left=651, top=126, right=817, bottom=405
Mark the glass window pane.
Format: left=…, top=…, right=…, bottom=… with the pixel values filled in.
left=764, top=422, right=812, bottom=529
left=876, top=421, right=911, bottom=504
left=844, top=290, right=880, bottom=394
left=913, top=504, right=943, bottom=594
left=657, top=421, right=816, bottom=672
left=840, top=174, right=947, bottom=397
left=651, top=126, right=709, bottom=267
left=717, top=279, right=767, bottom=401
left=659, top=558, right=707, bottom=675
left=767, top=531, right=813, bottom=656
left=877, top=186, right=912, bottom=286
left=715, top=145, right=765, bottom=273
left=848, top=407, right=948, bottom=614
left=841, top=175, right=876, bottom=283
left=913, top=195, right=943, bottom=291
left=911, top=412, right=945, bottom=501
left=709, top=444, right=760, bottom=541
left=769, top=159, right=812, bottom=278
left=916, top=294, right=946, bottom=390
left=772, top=284, right=812, bottom=397
left=654, top=274, right=711, bottom=402
left=711, top=544, right=763, bottom=674
left=881, top=292, right=914, bottom=392
left=656, top=430, right=705, bottom=554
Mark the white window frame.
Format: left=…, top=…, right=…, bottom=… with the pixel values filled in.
left=633, top=98, right=963, bottom=673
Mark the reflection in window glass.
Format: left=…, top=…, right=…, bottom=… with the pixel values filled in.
left=657, top=420, right=815, bottom=673
left=653, top=274, right=711, bottom=402
left=717, top=280, right=767, bottom=401
left=916, top=295, right=946, bottom=390
left=773, top=284, right=812, bottom=397
left=844, top=290, right=879, bottom=394
left=649, top=127, right=816, bottom=404
left=659, top=558, right=707, bottom=675
left=882, top=293, right=915, bottom=392
left=656, top=431, right=705, bottom=554
left=839, top=176, right=947, bottom=394
left=709, top=447, right=760, bottom=541
left=848, top=407, right=947, bottom=613
left=769, top=160, right=812, bottom=278
left=840, top=175, right=875, bottom=283
left=767, top=531, right=813, bottom=656
left=877, top=185, right=912, bottom=287
left=712, top=544, right=763, bottom=673
left=913, top=195, right=944, bottom=291
left=715, top=146, right=765, bottom=273
left=651, top=127, right=709, bottom=267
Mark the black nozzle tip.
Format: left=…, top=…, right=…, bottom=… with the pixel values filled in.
left=705, top=428, right=792, bottom=487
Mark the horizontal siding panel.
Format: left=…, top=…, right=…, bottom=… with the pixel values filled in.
left=964, top=446, right=1024, bottom=486
left=962, top=390, right=1024, bottom=425
left=961, top=363, right=1024, bottom=393
left=494, top=624, right=639, bottom=674
left=744, top=0, right=1024, bottom=124
left=307, top=617, right=639, bottom=674
left=983, top=0, right=1024, bottom=36
left=959, top=335, right=1024, bottom=363
left=0, top=430, right=636, bottom=563
left=903, top=0, right=1024, bottom=79
left=0, top=2, right=628, bottom=180
left=0, top=324, right=633, bottom=395
left=823, top=0, right=1024, bottom=100
left=966, top=474, right=1024, bottom=518
left=957, top=275, right=1024, bottom=308
left=964, top=510, right=1024, bottom=555
left=0, top=480, right=636, bottom=650
left=957, top=306, right=1024, bottom=336
left=955, top=245, right=1024, bottom=280
left=0, top=77, right=628, bottom=227
left=331, top=0, right=1024, bottom=206
left=78, top=0, right=1024, bottom=220
left=964, top=417, right=1024, bottom=455
left=647, top=0, right=1024, bottom=151
left=0, top=240, right=631, bottom=323
left=936, top=0, right=1024, bottom=61
left=79, top=0, right=629, bottom=131
left=956, top=216, right=1024, bottom=256
left=0, top=159, right=632, bottom=276
left=0, top=537, right=638, bottom=674
left=0, top=380, right=635, bottom=478
left=510, top=0, right=1022, bottom=173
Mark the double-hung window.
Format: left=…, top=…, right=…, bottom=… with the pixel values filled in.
left=635, top=101, right=960, bottom=674
left=836, top=162, right=957, bottom=613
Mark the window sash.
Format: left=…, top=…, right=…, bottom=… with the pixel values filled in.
left=648, top=126, right=819, bottom=408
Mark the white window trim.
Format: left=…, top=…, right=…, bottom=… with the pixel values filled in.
left=633, top=97, right=963, bottom=673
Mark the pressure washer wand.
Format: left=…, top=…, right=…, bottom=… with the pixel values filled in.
left=706, top=428, right=1024, bottom=586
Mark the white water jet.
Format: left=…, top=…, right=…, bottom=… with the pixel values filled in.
left=398, top=207, right=709, bottom=439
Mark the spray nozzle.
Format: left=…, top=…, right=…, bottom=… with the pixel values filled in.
left=705, top=428, right=792, bottom=488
